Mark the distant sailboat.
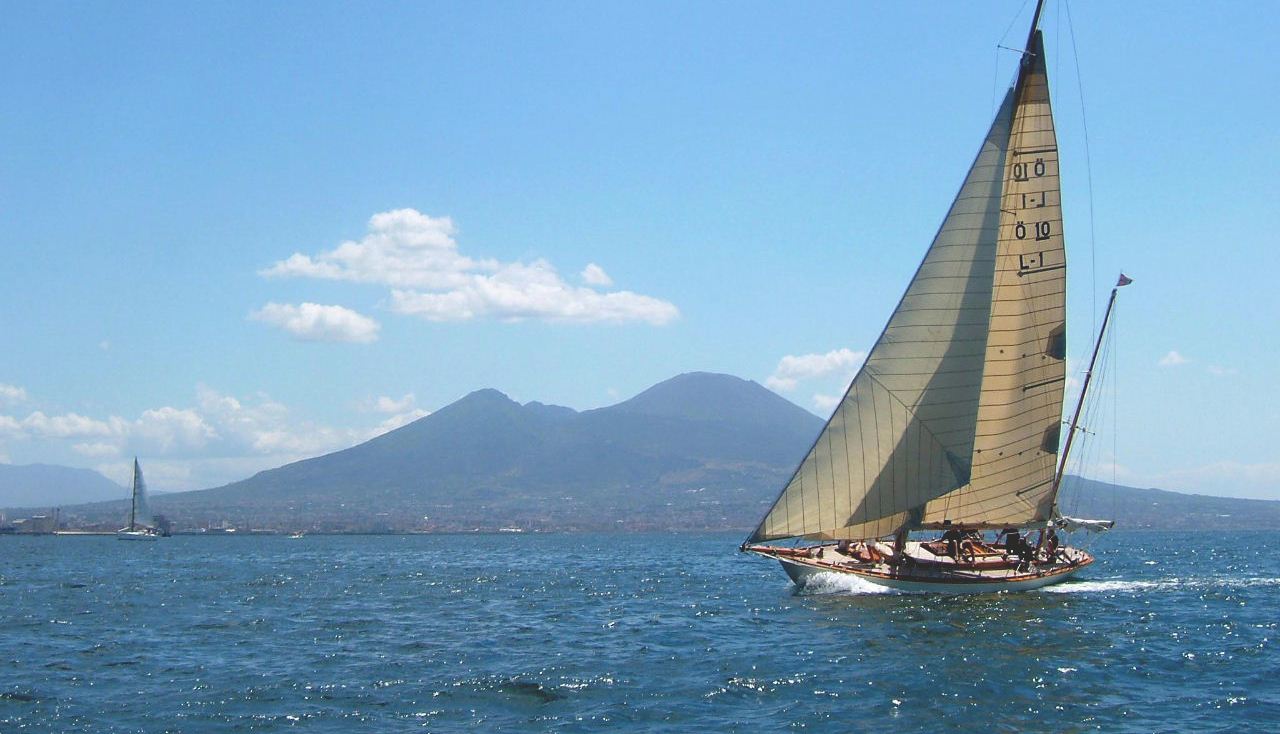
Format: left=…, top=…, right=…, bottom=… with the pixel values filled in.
left=116, top=458, right=159, bottom=541
left=742, top=1, right=1121, bottom=593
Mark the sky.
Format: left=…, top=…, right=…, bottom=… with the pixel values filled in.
left=1, top=1, right=1277, bottom=500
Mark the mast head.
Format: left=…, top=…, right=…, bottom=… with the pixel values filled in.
left=1022, top=0, right=1047, bottom=66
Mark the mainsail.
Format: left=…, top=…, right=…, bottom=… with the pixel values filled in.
left=748, top=27, right=1065, bottom=543
left=922, top=30, right=1065, bottom=529
left=129, top=458, right=155, bottom=531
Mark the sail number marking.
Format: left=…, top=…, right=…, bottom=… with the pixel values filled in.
left=1012, top=157, right=1047, bottom=182
left=1014, top=220, right=1052, bottom=241
left=1016, top=251, right=1064, bottom=277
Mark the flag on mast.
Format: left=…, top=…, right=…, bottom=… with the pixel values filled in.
left=1116, top=273, right=1133, bottom=287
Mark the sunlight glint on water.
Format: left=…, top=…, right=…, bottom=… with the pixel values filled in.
left=0, top=531, right=1276, bottom=732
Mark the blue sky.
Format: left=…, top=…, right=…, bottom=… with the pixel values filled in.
left=2, top=1, right=1277, bottom=500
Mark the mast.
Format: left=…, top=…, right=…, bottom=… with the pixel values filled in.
left=129, top=458, right=138, bottom=530
left=1026, top=0, right=1047, bottom=52
left=1053, top=276, right=1128, bottom=494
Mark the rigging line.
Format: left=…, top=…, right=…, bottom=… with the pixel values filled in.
left=1110, top=297, right=1120, bottom=520
left=1067, top=313, right=1114, bottom=522
left=1063, top=0, right=1099, bottom=329
left=997, top=0, right=1034, bottom=49
left=994, top=0, right=1034, bottom=114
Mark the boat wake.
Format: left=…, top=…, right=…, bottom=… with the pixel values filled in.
left=1040, top=579, right=1165, bottom=594
left=1042, top=577, right=1280, bottom=594
left=797, top=571, right=897, bottom=596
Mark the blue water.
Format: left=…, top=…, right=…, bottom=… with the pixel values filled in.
left=1, top=531, right=1275, bottom=732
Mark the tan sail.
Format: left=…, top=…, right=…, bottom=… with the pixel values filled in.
left=742, top=2, right=1116, bottom=595
left=922, top=31, right=1066, bottom=529
left=747, top=89, right=1018, bottom=543
left=749, top=29, right=1069, bottom=542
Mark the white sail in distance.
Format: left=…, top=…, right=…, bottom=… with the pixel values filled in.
left=748, top=29, right=1065, bottom=543
left=130, top=458, right=155, bottom=530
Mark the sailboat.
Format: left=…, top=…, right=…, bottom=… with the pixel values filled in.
left=742, top=2, right=1121, bottom=593
left=116, top=458, right=159, bottom=541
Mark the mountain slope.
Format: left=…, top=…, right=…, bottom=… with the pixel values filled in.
left=0, top=463, right=124, bottom=509
left=139, top=372, right=825, bottom=529
left=33, top=372, right=1280, bottom=533
left=1056, top=477, right=1280, bottom=531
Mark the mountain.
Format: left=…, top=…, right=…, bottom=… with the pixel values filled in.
left=1056, top=477, right=1280, bottom=531
left=30, top=372, right=1280, bottom=533
left=120, top=372, right=826, bottom=531
left=0, top=463, right=124, bottom=509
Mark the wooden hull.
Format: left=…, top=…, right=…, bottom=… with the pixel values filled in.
left=748, top=543, right=1093, bottom=594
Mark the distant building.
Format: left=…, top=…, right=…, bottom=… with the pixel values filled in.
left=14, top=515, right=56, bottom=534
left=153, top=514, right=174, bottom=537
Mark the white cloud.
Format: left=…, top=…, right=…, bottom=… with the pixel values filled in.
left=765, top=348, right=866, bottom=392
left=73, top=442, right=119, bottom=458
left=1158, top=350, right=1189, bottom=367
left=250, top=302, right=380, bottom=343
left=371, top=409, right=431, bottom=436
left=365, top=393, right=416, bottom=414
left=812, top=393, right=842, bottom=414
left=389, top=260, right=679, bottom=324
left=18, top=411, right=115, bottom=439
left=261, top=208, right=678, bottom=325
left=581, top=263, right=613, bottom=286
left=99, top=340, right=110, bottom=351
left=260, top=210, right=488, bottom=288
left=0, top=414, right=22, bottom=437
left=0, top=383, right=449, bottom=492
left=131, top=407, right=217, bottom=454
left=1206, top=365, right=1238, bottom=376
left=0, top=384, right=29, bottom=406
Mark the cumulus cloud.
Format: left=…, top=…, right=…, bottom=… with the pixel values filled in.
left=581, top=263, right=613, bottom=286
left=72, top=442, right=118, bottom=458
left=18, top=411, right=115, bottom=439
left=260, top=210, right=487, bottom=288
left=260, top=209, right=678, bottom=325
left=0, top=384, right=444, bottom=491
left=366, top=393, right=416, bottom=414
left=130, top=406, right=217, bottom=454
left=372, top=409, right=430, bottom=435
left=250, top=302, right=380, bottom=343
left=1158, top=350, right=1189, bottom=367
left=357, top=393, right=431, bottom=430
left=812, top=393, right=842, bottom=414
left=389, top=259, right=678, bottom=324
left=0, top=384, right=29, bottom=406
left=765, top=348, right=866, bottom=392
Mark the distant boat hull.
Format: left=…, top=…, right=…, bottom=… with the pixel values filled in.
left=749, top=543, right=1093, bottom=594
left=116, top=529, right=159, bottom=542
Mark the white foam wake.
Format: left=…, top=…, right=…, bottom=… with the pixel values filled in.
left=799, top=571, right=897, bottom=595
left=1042, top=576, right=1280, bottom=594
left=1041, top=579, right=1166, bottom=594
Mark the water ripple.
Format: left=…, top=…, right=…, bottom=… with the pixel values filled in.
left=0, top=531, right=1275, bottom=732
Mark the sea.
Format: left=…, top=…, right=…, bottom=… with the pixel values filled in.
left=1, top=531, right=1275, bottom=732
